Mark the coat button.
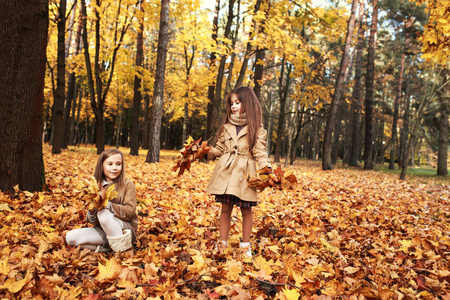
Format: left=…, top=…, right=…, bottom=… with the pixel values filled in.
left=234, top=146, right=237, bottom=149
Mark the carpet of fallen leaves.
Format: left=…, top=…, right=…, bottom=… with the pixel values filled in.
left=1, top=144, right=449, bottom=300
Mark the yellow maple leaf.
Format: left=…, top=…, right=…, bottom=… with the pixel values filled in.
left=283, top=287, right=300, bottom=300
left=97, top=257, right=122, bottom=282
left=3, top=271, right=32, bottom=293
left=184, top=135, right=194, bottom=146
left=0, top=259, right=10, bottom=276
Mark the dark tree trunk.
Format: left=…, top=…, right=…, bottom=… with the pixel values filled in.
left=205, top=0, right=220, bottom=142
left=389, top=52, right=405, bottom=169
left=348, top=2, right=365, bottom=167
left=274, top=58, right=292, bottom=163
left=63, top=12, right=83, bottom=148
left=363, top=0, right=378, bottom=170
left=81, top=0, right=130, bottom=154
left=0, top=0, right=48, bottom=192
left=52, top=0, right=67, bottom=154
left=235, top=0, right=263, bottom=89
left=399, top=69, right=412, bottom=169
left=130, top=1, right=144, bottom=156
left=142, top=91, right=150, bottom=150
left=146, top=0, right=170, bottom=163
left=322, top=0, right=359, bottom=170
left=437, top=87, right=448, bottom=176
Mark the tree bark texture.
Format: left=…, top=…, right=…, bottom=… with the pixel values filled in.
left=63, top=12, right=83, bottom=148
left=52, top=0, right=67, bottom=154
left=322, top=0, right=359, bottom=170
left=130, top=1, right=144, bottom=156
left=146, top=0, right=170, bottom=163
left=363, top=0, right=378, bottom=170
left=437, top=84, right=448, bottom=176
left=389, top=52, right=405, bottom=169
left=205, top=0, right=220, bottom=142
left=235, top=0, right=263, bottom=89
left=348, top=4, right=365, bottom=167
left=274, top=58, right=292, bottom=163
left=0, top=0, right=48, bottom=191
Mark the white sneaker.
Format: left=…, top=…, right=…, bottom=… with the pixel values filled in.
left=214, top=240, right=228, bottom=251
left=239, top=242, right=252, bottom=258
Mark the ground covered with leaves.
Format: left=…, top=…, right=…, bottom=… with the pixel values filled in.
left=1, top=145, right=449, bottom=299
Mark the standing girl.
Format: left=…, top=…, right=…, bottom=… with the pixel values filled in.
left=66, top=149, right=138, bottom=254
left=206, top=86, right=272, bottom=258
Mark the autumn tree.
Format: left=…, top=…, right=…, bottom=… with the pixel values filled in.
left=80, top=0, right=135, bottom=154
left=130, top=0, right=144, bottom=156
left=363, top=0, right=379, bottom=170
left=322, top=0, right=359, bottom=170
left=0, top=0, right=48, bottom=191
left=51, top=0, right=67, bottom=154
left=348, top=2, right=366, bottom=167
left=146, top=0, right=170, bottom=163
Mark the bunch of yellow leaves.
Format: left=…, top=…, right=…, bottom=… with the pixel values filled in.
left=172, top=136, right=211, bottom=176
left=247, top=166, right=297, bottom=192
left=81, top=176, right=118, bottom=210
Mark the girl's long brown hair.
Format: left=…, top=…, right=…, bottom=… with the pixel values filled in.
left=221, top=86, right=263, bottom=151
left=94, top=148, right=126, bottom=200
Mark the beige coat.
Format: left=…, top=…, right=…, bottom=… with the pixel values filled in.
left=88, top=180, right=138, bottom=241
left=206, top=123, right=271, bottom=202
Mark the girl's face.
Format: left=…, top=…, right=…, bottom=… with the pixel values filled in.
left=230, top=94, right=242, bottom=115
left=103, top=153, right=123, bottom=183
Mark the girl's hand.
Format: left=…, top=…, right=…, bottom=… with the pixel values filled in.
left=98, top=188, right=106, bottom=200
left=269, top=172, right=279, bottom=182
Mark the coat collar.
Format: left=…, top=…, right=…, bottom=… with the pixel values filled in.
left=224, top=123, right=248, bottom=142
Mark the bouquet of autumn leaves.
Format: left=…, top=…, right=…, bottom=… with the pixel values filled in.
left=247, top=166, right=297, bottom=192
left=80, top=176, right=118, bottom=210
left=173, top=136, right=211, bottom=176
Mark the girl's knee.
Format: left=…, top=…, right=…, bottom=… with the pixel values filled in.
left=97, top=209, right=113, bottom=224
left=65, top=230, right=77, bottom=246
left=221, top=204, right=233, bottom=215
left=240, top=207, right=252, bottom=216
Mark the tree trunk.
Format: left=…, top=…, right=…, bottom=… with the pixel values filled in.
left=363, top=0, right=378, bottom=170
left=322, top=0, right=359, bottom=170
left=348, top=3, right=365, bottom=167
left=64, top=12, right=83, bottom=148
left=400, top=70, right=412, bottom=169
left=52, top=0, right=67, bottom=154
left=208, top=0, right=235, bottom=145
left=235, top=0, right=263, bottom=89
left=389, top=52, right=405, bottom=169
left=0, top=0, right=48, bottom=192
left=437, top=85, right=448, bottom=176
left=274, top=58, right=292, bottom=163
left=146, top=0, right=170, bottom=163
left=130, top=1, right=144, bottom=156
left=142, top=90, right=150, bottom=149
left=205, top=0, right=220, bottom=142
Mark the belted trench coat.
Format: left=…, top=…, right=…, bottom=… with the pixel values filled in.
left=206, top=123, right=271, bottom=202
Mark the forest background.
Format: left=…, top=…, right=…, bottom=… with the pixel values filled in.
left=0, top=0, right=449, bottom=192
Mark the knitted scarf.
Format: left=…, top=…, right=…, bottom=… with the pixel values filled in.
left=229, top=112, right=248, bottom=126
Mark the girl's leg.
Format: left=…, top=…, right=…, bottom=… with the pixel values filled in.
left=97, top=209, right=124, bottom=237
left=219, top=203, right=233, bottom=241
left=240, top=207, right=253, bottom=243
left=65, top=227, right=104, bottom=250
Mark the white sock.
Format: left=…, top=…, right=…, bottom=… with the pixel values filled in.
left=239, top=242, right=252, bottom=258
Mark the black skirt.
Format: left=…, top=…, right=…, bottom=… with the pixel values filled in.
left=215, top=194, right=257, bottom=208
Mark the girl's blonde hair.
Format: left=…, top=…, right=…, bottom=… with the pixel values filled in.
left=222, top=86, right=263, bottom=150
left=94, top=148, right=126, bottom=200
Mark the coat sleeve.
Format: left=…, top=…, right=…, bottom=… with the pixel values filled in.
left=110, top=180, right=138, bottom=222
left=207, top=129, right=226, bottom=161
left=251, top=126, right=272, bottom=170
